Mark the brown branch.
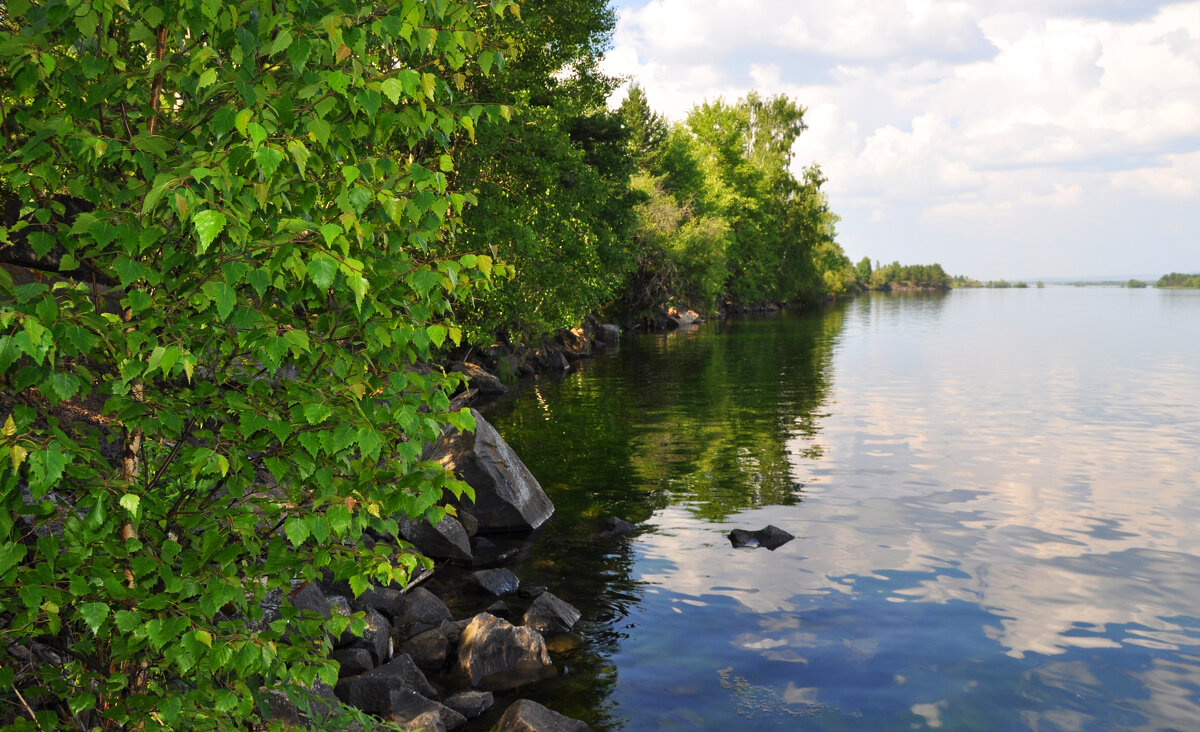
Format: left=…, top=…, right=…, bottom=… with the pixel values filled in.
left=147, top=27, right=169, bottom=136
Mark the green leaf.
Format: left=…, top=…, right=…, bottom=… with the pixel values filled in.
left=246, top=122, right=268, bottom=147
left=303, top=403, right=332, bottom=425
left=426, top=324, right=447, bottom=348
left=214, top=282, right=236, bottom=321
left=197, top=68, right=217, bottom=90
left=269, top=29, right=293, bottom=56
left=119, top=494, right=141, bottom=516
left=254, top=146, right=285, bottom=178
left=381, top=78, right=403, bottom=104
left=306, top=255, right=338, bottom=290
left=79, top=602, right=110, bottom=634
left=283, top=517, right=309, bottom=547
left=192, top=210, right=227, bottom=254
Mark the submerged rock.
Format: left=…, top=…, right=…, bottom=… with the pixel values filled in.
left=428, top=409, right=554, bottom=533
left=728, top=525, right=795, bottom=551
left=599, top=516, right=637, bottom=538
left=457, top=613, right=554, bottom=691
left=496, top=699, right=590, bottom=732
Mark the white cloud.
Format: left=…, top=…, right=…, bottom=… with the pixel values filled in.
left=603, top=1, right=1200, bottom=277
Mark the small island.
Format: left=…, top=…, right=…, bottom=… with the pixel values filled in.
left=1156, top=272, right=1200, bottom=288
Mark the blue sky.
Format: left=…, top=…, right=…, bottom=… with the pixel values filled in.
left=602, top=1, right=1200, bottom=279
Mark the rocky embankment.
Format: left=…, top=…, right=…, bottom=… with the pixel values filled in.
left=262, top=402, right=637, bottom=731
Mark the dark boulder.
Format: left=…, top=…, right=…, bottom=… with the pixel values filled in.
left=594, top=323, right=621, bottom=347
left=385, top=689, right=466, bottom=732
left=354, top=587, right=406, bottom=621
left=443, top=690, right=494, bottom=720
left=496, top=699, right=590, bottom=732
left=287, top=581, right=332, bottom=619
left=522, top=592, right=581, bottom=636
left=334, top=654, right=438, bottom=715
left=393, top=587, right=454, bottom=636
left=399, top=514, right=473, bottom=562
left=457, top=613, right=554, bottom=691
left=399, top=628, right=450, bottom=671
left=427, top=410, right=554, bottom=533
left=728, top=525, right=795, bottom=550
left=472, top=568, right=520, bottom=596
left=332, top=647, right=375, bottom=678
left=352, top=607, right=393, bottom=665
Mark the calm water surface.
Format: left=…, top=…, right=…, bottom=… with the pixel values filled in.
left=457, top=288, right=1200, bottom=730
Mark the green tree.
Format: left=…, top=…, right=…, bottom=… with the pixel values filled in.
left=0, top=0, right=511, bottom=727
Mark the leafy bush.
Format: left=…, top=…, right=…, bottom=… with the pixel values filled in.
left=0, top=0, right=514, bottom=727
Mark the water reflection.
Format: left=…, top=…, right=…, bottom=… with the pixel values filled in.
left=479, top=289, right=1200, bottom=730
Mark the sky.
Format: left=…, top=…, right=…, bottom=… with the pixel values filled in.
left=600, top=0, right=1200, bottom=280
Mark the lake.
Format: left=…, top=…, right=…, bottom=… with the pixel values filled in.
left=455, top=287, right=1200, bottom=730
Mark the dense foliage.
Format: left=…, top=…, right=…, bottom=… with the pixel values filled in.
left=616, top=88, right=843, bottom=317
left=867, top=262, right=951, bottom=290
left=0, top=0, right=513, bottom=727
left=1156, top=272, right=1200, bottom=288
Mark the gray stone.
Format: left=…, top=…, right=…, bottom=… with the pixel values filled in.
left=472, top=568, right=520, bottom=596
left=397, top=710, right=446, bottom=732
left=428, top=410, right=554, bottom=533
left=728, top=525, right=795, bottom=550
left=334, top=654, right=438, bottom=715
left=496, top=700, right=590, bottom=732
left=394, top=587, right=454, bottom=636
left=457, top=510, right=479, bottom=538
left=522, top=592, right=581, bottom=636
left=438, top=618, right=466, bottom=645
left=385, top=689, right=465, bottom=732
left=400, top=628, right=449, bottom=671
left=486, top=600, right=511, bottom=619
left=443, top=691, right=494, bottom=720
left=259, top=688, right=303, bottom=727
left=453, top=361, right=508, bottom=396
left=399, top=514, right=473, bottom=562
left=457, top=613, right=553, bottom=691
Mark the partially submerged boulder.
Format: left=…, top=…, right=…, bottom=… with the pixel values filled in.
left=728, top=525, right=795, bottom=550
left=443, top=691, right=494, bottom=720
left=496, top=699, right=590, bottom=732
left=522, top=592, right=581, bottom=636
left=472, top=568, right=520, bottom=596
left=427, top=410, right=554, bottom=533
left=457, top=613, right=554, bottom=691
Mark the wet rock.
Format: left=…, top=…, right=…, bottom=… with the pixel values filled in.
left=428, top=409, right=554, bottom=533
left=400, top=628, right=450, bottom=671
left=394, top=587, right=454, bottom=636
left=496, top=699, right=590, bottom=732
left=457, top=613, right=554, bottom=691
left=486, top=601, right=512, bottom=619
left=453, top=361, right=508, bottom=396
left=443, top=690, right=494, bottom=720
left=728, top=525, right=795, bottom=550
left=472, top=568, right=520, bottom=596
left=522, top=592, right=581, bottom=636
left=399, top=514, right=473, bottom=562
left=599, top=516, right=637, bottom=538
left=518, top=586, right=547, bottom=599
left=334, top=654, right=438, bottom=715
left=385, top=689, right=465, bottom=732
left=333, top=647, right=375, bottom=678
left=595, top=323, right=621, bottom=347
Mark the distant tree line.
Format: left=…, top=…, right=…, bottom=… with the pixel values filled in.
left=1156, top=272, right=1200, bottom=288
